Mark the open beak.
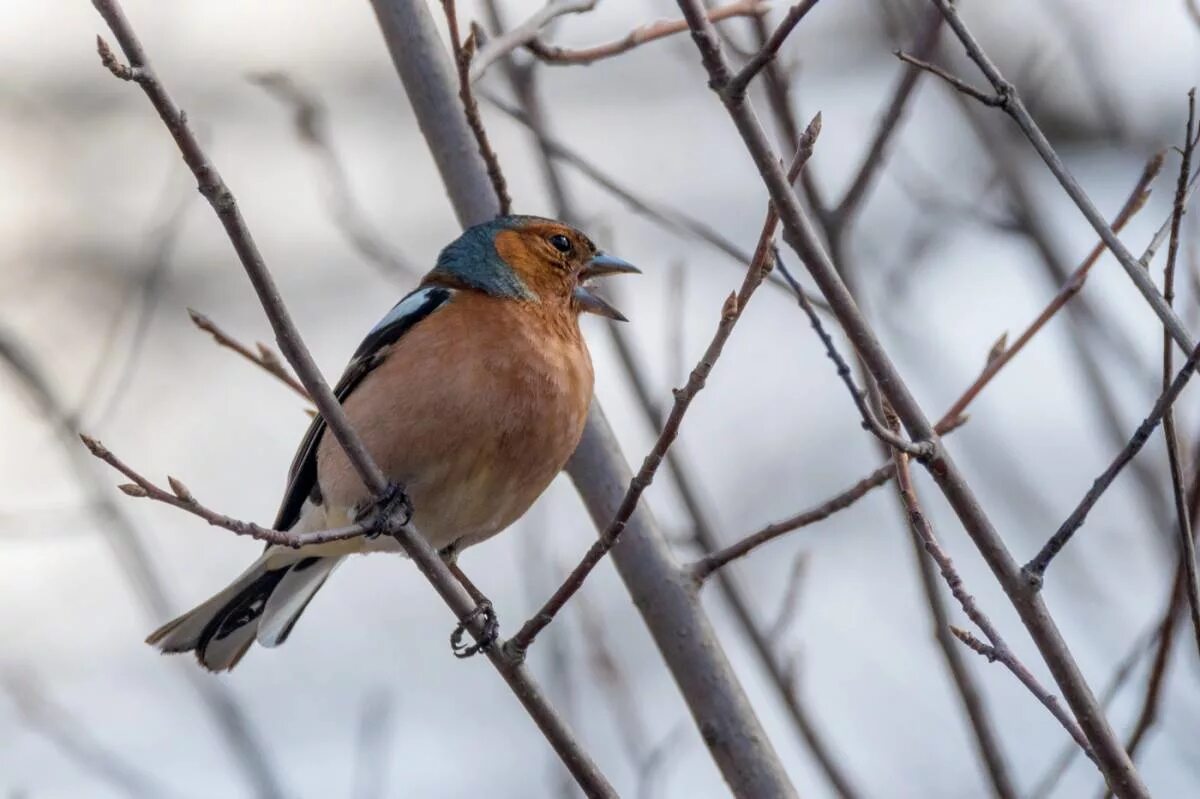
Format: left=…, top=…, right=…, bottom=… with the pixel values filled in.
left=575, top=252, right=640, bottom=322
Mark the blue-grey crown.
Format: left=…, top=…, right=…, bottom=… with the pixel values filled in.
left=432, top=215, right=554, bottom=300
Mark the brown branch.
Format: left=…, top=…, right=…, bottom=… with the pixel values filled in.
left=693, top=151, right=1158, bottom=578
left=674, top=2, right=1148, bottom=793
left=80, top=435, right=368, bottom=548
left=528, top=1, right=768, bottom=67
left=468, top=0, right=596, bottom=81
left=891, top=445, right=1094, bottom=761
left=491, top=39, right=857, bottom=795
left=442, top=0, right=512, bottom=216
left=724, top=0, right=821, bottom=100
left=188, top=309, right=309, bottom=400
left=505, top=118, right=822, bottom=659
left=894, top=50, right=1004, bottom=107
left=926, top=0, right=1195, bottom=357
left=479, top=88, right=832, bottom=311
left=1161, top=89, right=1200, bottom=659
left=89, top=2, right=613, bottom=793
left=0, top=330, right=286, bottom=797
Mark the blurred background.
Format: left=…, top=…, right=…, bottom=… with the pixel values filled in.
left=3, top=1, right=1199, bottom=796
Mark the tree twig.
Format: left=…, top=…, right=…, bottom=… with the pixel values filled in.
left=691, top=151, right=1158, bottom=577
left=724, top=0, right=821, bottom=100
left=1160, top=88, right=1200, bottom=659
left=89, top=2, right=612, bottom=793
left=891, top=443, right=1094, bottom=760
left=673, top=2, right=1148, bottom=792
left=926, top=0, right=1196, bottom=357
left=188, top=309, right=309, bottom=400
left=441, top=0, right=512, bottom=215
left=505, top=118, right=821, bottom=659
left=80, top=435, right=368, bottom=548
left=527, top=1, right=767, bottom=67
left=468, top=0, right=597, bottom=81
left=1024, top=338, right=1200, bottom=584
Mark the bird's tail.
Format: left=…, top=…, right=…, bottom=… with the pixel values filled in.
left=146, top=548, right=341, bottom=672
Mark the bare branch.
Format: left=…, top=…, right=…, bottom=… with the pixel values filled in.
left=927, top=0, right=1196, bottom=356
left=480, top=89, right=833, bottom=311
left=724, top=0, right=821, bottom=99
left=188, top=309, right=309, bottom=400
left=441, top=0, right=512, bottom=215
left=894, top=50, right=1004, bottom=107
left=80, top=435, right=367, bottom=548
left=1161, top=89, right=1200, bottom=659
left=528, top=1, right=768, bottom=67
left=777, top=256, right=933, bottom=459
left=692, top=150, right=1159, bottom=576
left=506, top=118, right=821, bottom=659
left=891, top=445, right=1094, bottom=760
left=1024, top=338, right=1200, bottom=583
left=89, top=2, right=612, bottom=792
left=0, top=329, right=285, bottom=797
left=469, top=0, right=597, bottom=81
left=673, top=2, right=1148, bottom=792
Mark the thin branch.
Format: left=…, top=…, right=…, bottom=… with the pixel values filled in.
left=907, top=533, right=1017, bottom=798
left=927, top=0, right=1196, bottom=356
left=674, top=2, right=1147, bottom=792
left=894, top=50, right=1004, bottom=107
left=492, top=41, right=853, bottom=796
left=1024, top=338, right=1200, bottom=583
left=694, top=151, right=1158, bottom=577
left=0, top=330, right=285, bottom=797
left=89, top=3, right=612, bottom=793
left=528, top=1, right=767, bottom=67
left=468, top=0, right=597, bottom=81
left=1029, top=627, right=1160, bottom=799
left=724, top=0, right=821, bottom=100
left=891, top=445, right=1094, bottom=760
left=188, top=309, right=309, bottom=400
left=1161, top=89, right=1200, bottom=658
left=506, top=119, right=822, bottom=659
left=80, top=435, right=367, bottom=548
left=480, top=89, right=832, bottom=311
left=441, top=0, right=512, bottom=215
left=778, top=255, right=933, bottom=459
left=373, top=1, right=798, bottom=792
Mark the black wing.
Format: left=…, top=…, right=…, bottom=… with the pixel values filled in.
left=271, top=285, right=453, bottom=531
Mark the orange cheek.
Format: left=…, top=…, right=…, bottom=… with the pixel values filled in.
left=494, top=229, right=571, bottom=298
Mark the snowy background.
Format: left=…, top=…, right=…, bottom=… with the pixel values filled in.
left=2, top=1, right=1199, bottom=797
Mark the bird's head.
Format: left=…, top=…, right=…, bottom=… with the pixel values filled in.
left=430, top=215, right=639, bottom=320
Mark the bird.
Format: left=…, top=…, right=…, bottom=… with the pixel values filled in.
left=146, top=215, right=638, bottom=671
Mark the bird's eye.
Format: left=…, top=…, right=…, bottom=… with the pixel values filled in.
left=549, top=234, right=573, bottom=253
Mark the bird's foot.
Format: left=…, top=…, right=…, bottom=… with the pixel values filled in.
left=450, top=600, right=499, bottom=659
left=357, top=481, right=413, bottom=539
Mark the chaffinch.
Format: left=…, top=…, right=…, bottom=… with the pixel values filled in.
left=146, top=215, right=638, bottom=671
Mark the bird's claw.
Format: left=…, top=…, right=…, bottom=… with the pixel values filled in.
left=357, top=481, right=413, bottom=539
left=450, top=600, right=499, bottom=659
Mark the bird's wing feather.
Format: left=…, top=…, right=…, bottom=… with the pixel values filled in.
left=271, top=285, right=454, bottom=531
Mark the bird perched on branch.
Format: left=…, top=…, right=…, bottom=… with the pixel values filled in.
left=147, top=215, right=638, bottom=671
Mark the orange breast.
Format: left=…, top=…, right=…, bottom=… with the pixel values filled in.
left=315, top=291, right=594, bottom=552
